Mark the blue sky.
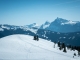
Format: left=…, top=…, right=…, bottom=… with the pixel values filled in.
left=0, top=0, right=80, bottom=26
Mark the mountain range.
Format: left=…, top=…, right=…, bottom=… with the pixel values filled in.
left=0, top=17, right=80, bottom=46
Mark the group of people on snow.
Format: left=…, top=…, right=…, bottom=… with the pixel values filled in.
left=33, top=35, right=39, bottom=41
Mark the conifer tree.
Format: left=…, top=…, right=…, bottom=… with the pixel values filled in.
left=59, top=45, right=62, bottom=50
left=36, top=35, right=39, bottom=41
left=62, top=43, right=65, bottom=49
left=58, top=41, right=60, bottom=47
left=74, top=53, right=76, bottom=56
left=63, top=47, right=67, bottom=53
left=78, top=47, right=80, bottom=57
left=34, top=35, right=36, bottom=40
left=78, top=51, right=80, bottom=57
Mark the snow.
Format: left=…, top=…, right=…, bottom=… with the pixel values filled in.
left=54, top=18, right=77, bottom=25
left=61, top=21, right=77, bottom=25
left=26, top=23, right=40, bottom=28
left=20, top=25, right=38, bottom=34
left=39, top=21, right=50, bottom=29
left=44, top=31, right=46, bottom=34
left=63, top=37, right=66, bottom=39
left=1, top=25, right=10, bottom=30
left=0, top=34, right=80, bottom=60
left=0, top=28, right=4, bottom=31
left=11, top=28, right=14, bottom=29
left=77, top=33, right=79, bottom=34
left=32, top=23, right=39, bottom=27
left=69, top=37, right=72, bottom=39
left=28, top=28, right=38, bottom=34
left=46, top=37, right=48, bottom=39
left=19, top=26, right=38, bottom=34
left=59, top=37, right=62, bottom=39
left=43, top=34, right=46, bottom=37
left=57, top=32, right=60, bottom=34
left=72, top=36, right=75, bottom=39
left=14, top=27, right=17, bottom=30
left=43, top=24, right=50, bottom=29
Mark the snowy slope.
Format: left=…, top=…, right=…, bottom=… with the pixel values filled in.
left=0, top=34, right=80, bottom=60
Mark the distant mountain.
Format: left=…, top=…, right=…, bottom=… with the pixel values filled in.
left=39, top=17, right=80, bottom=33
left=0, top=23, right=40, bottom=34
left=25, top=23, right=40, bottom=29
left=39, top=21, right=50, bottom=29
left=37, top=29, right=80, bottom=46
left=0, top=24, right=36, bottom=38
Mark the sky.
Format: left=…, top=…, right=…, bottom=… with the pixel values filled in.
left=0, top=0, right=80, bottom=26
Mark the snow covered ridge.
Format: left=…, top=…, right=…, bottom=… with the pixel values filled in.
left=39, top=21, right=51, bottom=29
left=0, top=24, right=39, bottom=34
left=0, top=34, right=80, bottom=60
left=53, top=17, right=79, bottom=25
left=41, top=17, right=80, bottom=33
left=26, top=23, right=40, bottom=28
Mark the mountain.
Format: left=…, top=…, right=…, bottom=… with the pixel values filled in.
left=39, top=21, right=50, bottom=29
left=0, top=24, right=36, bottom=38
left=0, top=23, right=39, bottom=32
left=40, top=17, right=80, bottom=33
left=37, top=29, right=80, bottom=46
left=0, top=34, right=79, bottom=59
left=26, top=23, right=40, bottom=29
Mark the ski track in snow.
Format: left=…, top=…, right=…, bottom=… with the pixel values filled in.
left=0, top=34, right=79, bottom=60
left=18, top=35, right=76, bottom=59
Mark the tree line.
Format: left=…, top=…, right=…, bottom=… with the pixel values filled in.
left=33, top=35, right=80, bottom=57
left=57, top=41, right=80, bottom=57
